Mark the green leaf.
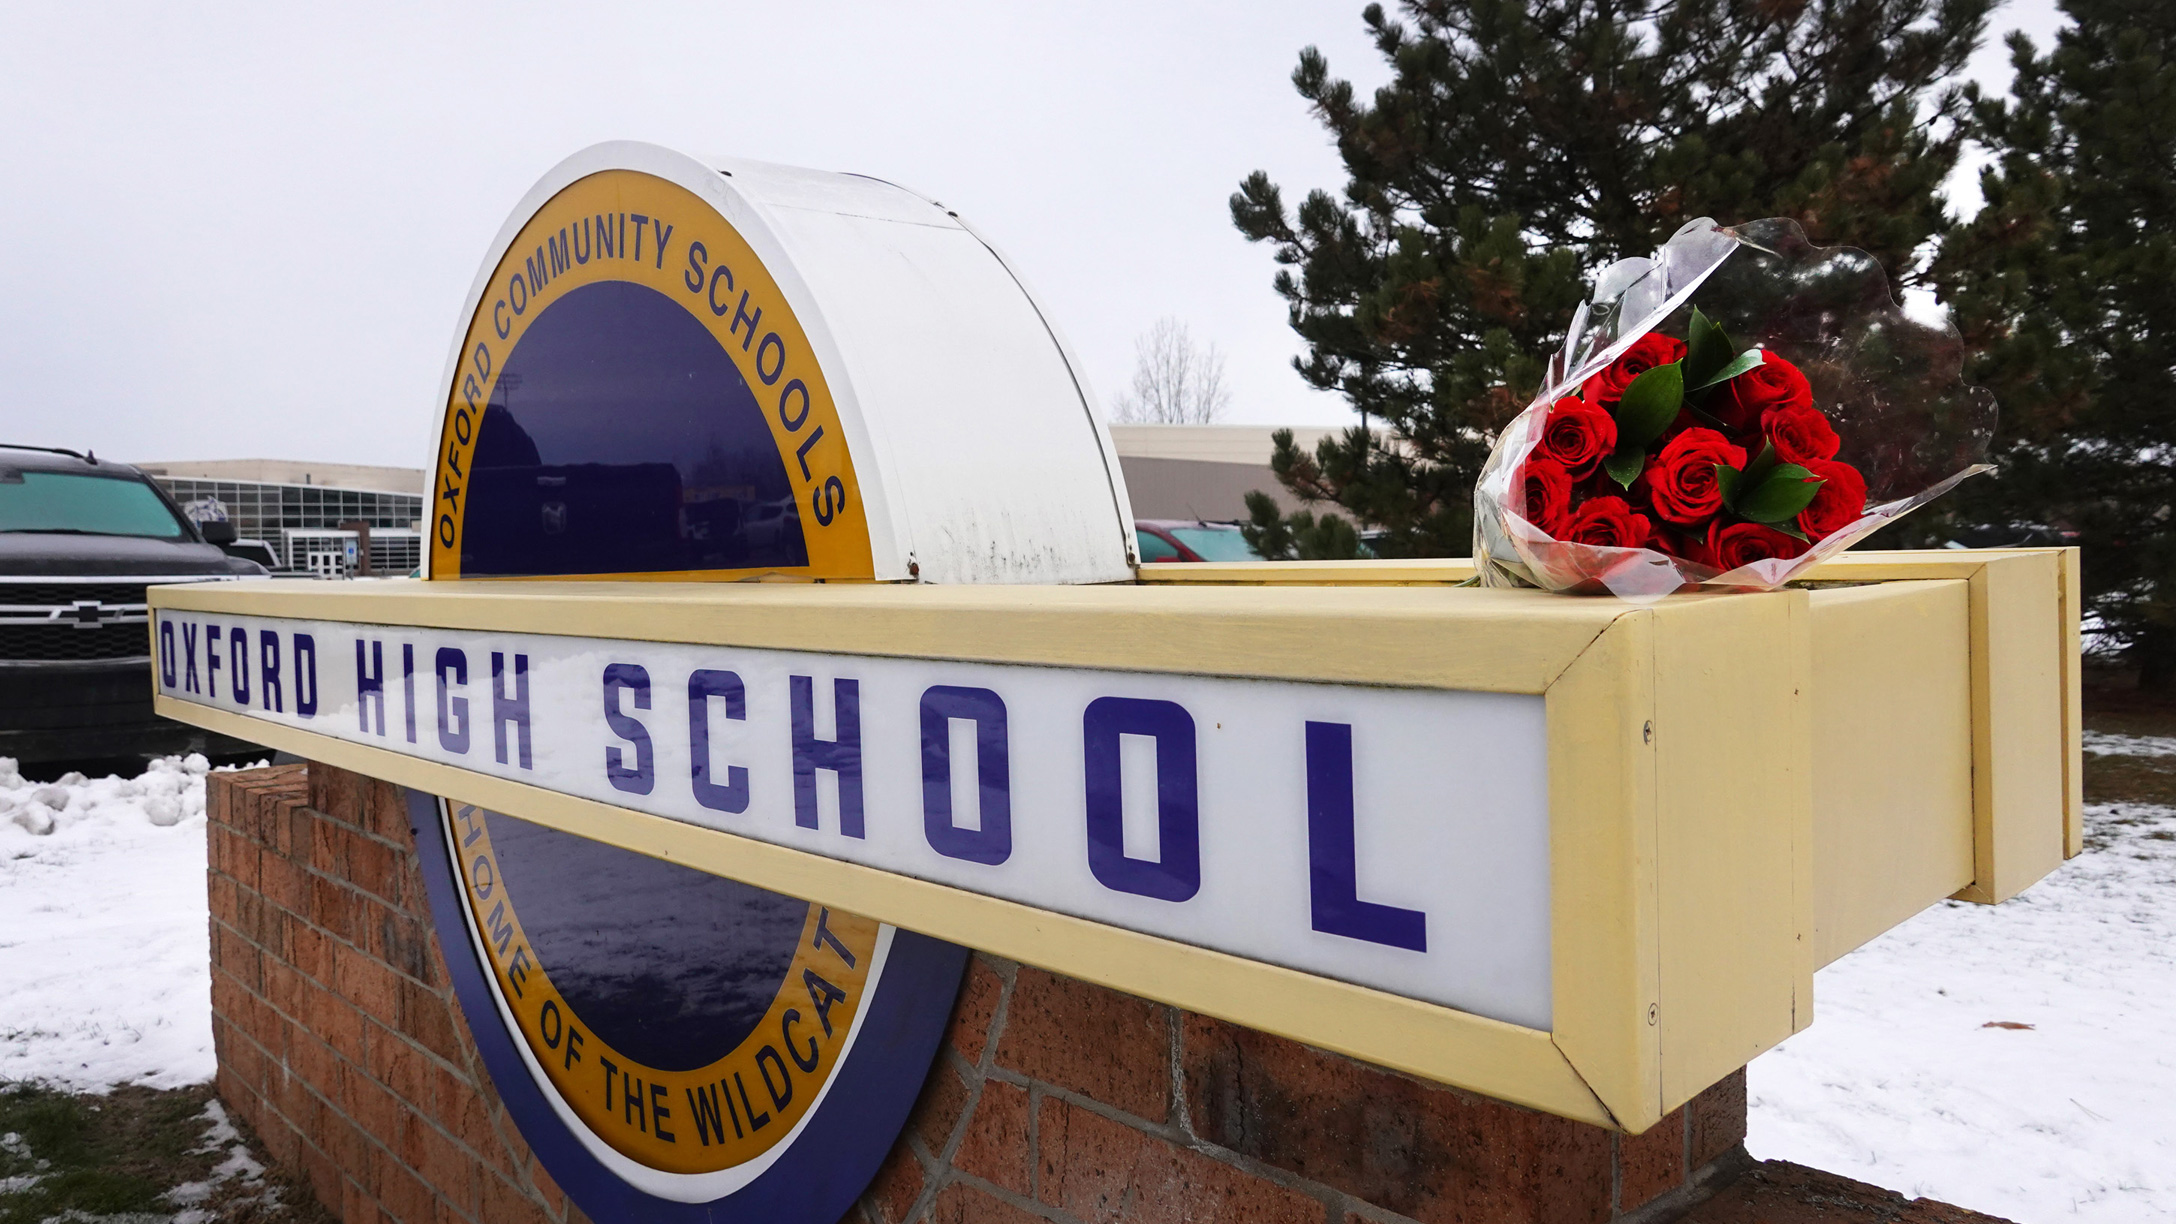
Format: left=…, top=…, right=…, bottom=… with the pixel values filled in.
left=1689, top=348, right=1765, bottom=392
left=1773, top=522, right=1811, bottom=542
left=1684, top=307, right=1737, bottom=388
left=1737, top=463, right=1826, bottom=523
left=1714, top=462, right=1742, bottom=511
left=1612, top=362, right=1684, bottom=453
left=1603, top=448, right=1645, bottom=489
left=1739, top=440, right=1780, bottom=489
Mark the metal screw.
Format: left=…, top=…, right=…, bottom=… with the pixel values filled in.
left=1643, top=720, right=1653, bottom=744
left=1648, top=1003, right=1659, bottom=1025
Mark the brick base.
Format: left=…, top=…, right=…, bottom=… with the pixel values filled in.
left=206, top=763, right=2012, bottom=1224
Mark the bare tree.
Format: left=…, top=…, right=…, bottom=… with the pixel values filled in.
left=1108, top=318, right=1230, bottom=424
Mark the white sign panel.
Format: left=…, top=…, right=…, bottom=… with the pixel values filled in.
left=155, top=611, right=1552, bottom=1029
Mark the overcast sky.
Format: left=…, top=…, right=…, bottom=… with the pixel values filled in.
left=0, top=0, right=2068, bottom=470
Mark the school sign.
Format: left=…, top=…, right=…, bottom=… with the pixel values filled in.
left=151, top=144, right=2080, bottom=1224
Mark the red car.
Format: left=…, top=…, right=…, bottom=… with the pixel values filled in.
left=1134, top=519, right=1261, bottom=563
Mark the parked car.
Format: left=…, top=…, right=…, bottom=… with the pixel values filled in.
left=0, top=444, right=268, bottom=766
left=1134, top=519, right=1263, bottom=563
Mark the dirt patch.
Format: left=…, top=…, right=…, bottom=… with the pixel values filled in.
left=0, top=1081, right=332, bottom=1224
left=2083, top=670, right=2176, bottom=809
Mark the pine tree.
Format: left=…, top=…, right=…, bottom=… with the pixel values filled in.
left=1233, top=0, right=1990, bottom=559
left=1931, top=3, right=2176, bottom=687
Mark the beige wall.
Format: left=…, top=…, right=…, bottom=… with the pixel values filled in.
left=135, top=458, right=426, bottom=495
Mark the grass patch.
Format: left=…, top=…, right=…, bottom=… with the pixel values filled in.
left=0, top=1081, right=331, bottom=1223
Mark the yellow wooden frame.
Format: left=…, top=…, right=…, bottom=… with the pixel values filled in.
left=149, top=553, right=2072, bottom=1133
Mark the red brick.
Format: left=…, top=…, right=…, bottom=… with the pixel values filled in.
left=946, top=958, right=1006, bottom=1069
left=367, top=1021, right=433, bottom=1111
left=1617, top=1107, right=1686, bottom=1212
left=928, top=1180, right=1045, bottom=1224
left=952, top=1079, right=1032, bottom=1196
left=1180, top=1014, right=1612, bottom=1224
left=402, top=1114, right=477, bottom=1218
left=401, top=978, right=466, bottom=1067
left=864, top=1142, right=927, bottom=1224
left=1689, top=1068, right=1748, bottom=1169
left=335, top=943, right=402, bottom=1023
left=1683, top=1161, right=2018, bottom=1223
left=372, top=1142, right=439, bottom=1224
left=910, top=1060, right=976, bottom=1152
left=478, top=1171, right=554, bottom=1224
left=1037, top=1096, right=1323, bottom=1224
left=264, top=958, right=307, bottom=1023
left=300, top=1138, right=345, bottom=1217
left=362, top=897, right=431, bottom=984
left=260, top=849, right=311, bottom=915
left=209, top=871, right=240, bottom=927
left=313, top=875, right=362, bottom=946
left=527, top=1156, right=571, bottom=1221
left=290, top=921, right=333, bottom=983
left=994, top=967, right=1168, bottom=1123
left=312, top=762, right=364, bottom=827
left=349, top=834, right=402, bottom=903
left=343, top=1060, right=408, bottom=1148
left=312, top=815, right=353, bottom=878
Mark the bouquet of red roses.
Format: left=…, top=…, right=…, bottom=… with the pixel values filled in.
left=1475, top=219, right=1993, bottom=599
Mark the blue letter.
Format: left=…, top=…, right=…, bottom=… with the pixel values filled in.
left=258, top=630, right=283, bottom=713
left=436, top=647, right=470, bottom=754
left=1305, top=723, right=1426, bottom=951
left=1082, top=697, right=1200, bottom=902
left=689, top=669, right=749, bottom=814
left=205, top=623, right=222, bottom=699
left=603, top=663, right=654, bottom=795
left=492, top=652, right=532, bottom=769
left=158, top=621, right=176, bottom=690
left=354, top=639, right=382, bottom=734
left=228, top=626, right=251, bottom=707
left=294, top=634, right=317, bottom=717
left=920, top=686, right=1010, bottom=865
left=791, top=676, right=862, bottom=837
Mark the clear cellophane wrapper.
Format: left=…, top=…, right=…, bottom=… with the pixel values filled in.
left=1473, top=218, right=1996, bottom=601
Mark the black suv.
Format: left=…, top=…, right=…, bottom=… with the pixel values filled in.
left=1, top=445, right=268, bottom=765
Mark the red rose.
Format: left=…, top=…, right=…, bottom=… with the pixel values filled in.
left=1584, top=333, right=1687, bottom=408
left=1646, top=427, right=1746, bottom=526
left=1709, top=521, right=1810, bottom=569
left=1564, top=496, right=1652, bottom=548
left=1537, top=397, right=1617, bottom=475
left=1763, top=404, right=1840, bottom=465
left=1517, top=457, right=1575, bottom=535
left=1709, top=350, right=1813, bottom=433
left=1796, top=458, right=1868, bottom=541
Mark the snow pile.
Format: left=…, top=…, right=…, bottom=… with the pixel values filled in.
left=2081, top=730, right=2176, bottom=758
left=1750, top=789, right=2176, bottom=1223
left=0, top=754, right=260, bottom=1091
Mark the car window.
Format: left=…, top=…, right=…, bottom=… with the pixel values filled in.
left=0, top=471, right=190, bottom=539
left=1135, top=529, right=1181, bottom=562
left=1168, top=526, right=1259, bottom=562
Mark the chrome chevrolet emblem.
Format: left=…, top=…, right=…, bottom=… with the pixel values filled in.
left=62, top=600, right=108, bottom=629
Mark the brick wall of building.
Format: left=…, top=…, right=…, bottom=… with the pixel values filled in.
left=206, top=761, right=1766, bottom=1224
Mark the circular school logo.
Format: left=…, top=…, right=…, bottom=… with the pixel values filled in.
left=411, top=792, right=965, bottom=1220
left=410, top=148, right=964, bottom=1223
left=429, top=166, right=873, bottom=581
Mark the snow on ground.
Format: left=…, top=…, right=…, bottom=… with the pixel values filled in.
left=0, top=754, right=261, bottom=1091
left=2081, top=731, right=2176, bottom=759
left=1750, top=780, right=2176, bottom=1222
